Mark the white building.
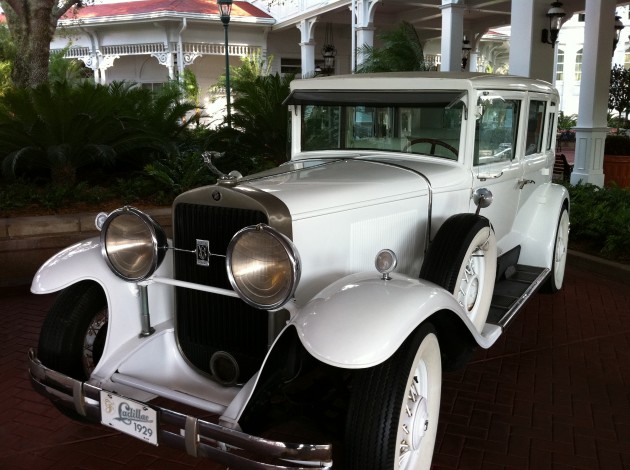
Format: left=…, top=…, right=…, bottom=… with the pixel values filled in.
left=555, top=5, right=630, bottom=116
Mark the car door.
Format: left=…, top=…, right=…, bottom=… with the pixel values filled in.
left=470, top=91, right=525, bottom=246
left=519, top=95, right=557, bottom=210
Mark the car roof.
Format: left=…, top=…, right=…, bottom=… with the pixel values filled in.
left=289, top=71, right=557, bottom=96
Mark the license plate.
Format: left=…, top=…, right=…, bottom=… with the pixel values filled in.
left=100, top=391, right=158, bottom=445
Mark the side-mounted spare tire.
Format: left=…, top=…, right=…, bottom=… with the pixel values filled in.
left=420, top=213, right=497, bottom=332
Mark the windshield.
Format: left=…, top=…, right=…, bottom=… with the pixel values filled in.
left=300, top=92, right=465, bottom=160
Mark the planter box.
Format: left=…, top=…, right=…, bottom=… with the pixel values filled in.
left=604, top=154, right=630, bottom=188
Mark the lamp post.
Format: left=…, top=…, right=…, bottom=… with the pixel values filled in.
left=218, top=0, right=233, bottom=127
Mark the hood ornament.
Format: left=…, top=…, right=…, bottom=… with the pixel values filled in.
left=202, top=151, right=243, bottom=186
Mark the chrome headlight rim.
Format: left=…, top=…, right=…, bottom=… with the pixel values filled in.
left=100, top=206, right=168, bottom=282
left=226, top=224, right=301, bottom=310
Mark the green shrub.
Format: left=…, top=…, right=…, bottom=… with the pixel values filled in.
left=604, top=134, right=630, bottom=155
left=568, top=183, right=630, bottom=261
left=0, top=80, right=196, bottom=186
left=144, top=151, right=215, bottom=197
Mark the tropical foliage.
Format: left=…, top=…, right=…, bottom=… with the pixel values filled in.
left=567, top=183, right=630, bottom=261
left=0, top=80, right=196, bottom=186
left=609, top=63, right=630, bottom=133
left=557, top=111, right=577, bottom=130
left=355, top=21, right=431, bottom=73
left=48, top=47, right=91, bottom=85
left=0, top=25, right=15, bottom=96
left=1, top=0, right=91, bottom=87
left=209, top=53, right=294, bottom=171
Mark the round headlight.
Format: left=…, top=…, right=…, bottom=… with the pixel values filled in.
left=226, top=224, right=300, bottom=310
left=100, top=207, right=168, bottom=281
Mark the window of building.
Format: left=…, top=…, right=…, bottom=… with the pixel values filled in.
left=141, top=83, right=164, bottom=92
left=281, top=57, right=327, bottom=76
left=575, top=49, right=583, bottom=81
left=624, top=48, right=630, bottom=69
left=556, top=49, right=564, bottom=81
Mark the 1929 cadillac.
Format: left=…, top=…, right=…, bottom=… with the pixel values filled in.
left=29, top=72, right=569, bottom=469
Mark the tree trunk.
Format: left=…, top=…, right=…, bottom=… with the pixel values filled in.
left=1, top=0, right=82, bottom=88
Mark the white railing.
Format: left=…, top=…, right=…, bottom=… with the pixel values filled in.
left=53, top=46, right=91, bottom=58
left=102, top=43, right=167, bottom=55
left=179, top=42, right=262, bottom=57
left=56, top=43, right=261, bottom=59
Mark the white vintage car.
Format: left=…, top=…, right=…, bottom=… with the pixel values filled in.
left=29, top=72, right=569, bottom=469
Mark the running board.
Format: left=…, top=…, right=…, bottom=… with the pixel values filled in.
left=486, top=265, right=550, bottom=328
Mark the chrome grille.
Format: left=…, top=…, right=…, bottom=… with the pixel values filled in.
left=173, top=203, right=268, bottom=382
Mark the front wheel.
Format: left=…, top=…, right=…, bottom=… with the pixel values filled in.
left=37, top=281, right=108, bottom=381
left=345, top=323, right=442, bottom=469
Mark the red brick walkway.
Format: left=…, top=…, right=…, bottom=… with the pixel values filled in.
left=1, top=262, right=629, bottom=469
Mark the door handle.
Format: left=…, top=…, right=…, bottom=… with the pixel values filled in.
left=476, top=171, right=503, bottom=181
left=517, top=179, right=535, bottom=189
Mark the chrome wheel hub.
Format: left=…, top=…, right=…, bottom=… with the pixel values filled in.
left=399, top=368, right=429, bottom=467
left=458, top=249, right=483, bottom=312
left=82, top=308, right=108, bottom=376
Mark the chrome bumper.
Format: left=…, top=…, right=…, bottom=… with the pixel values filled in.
left=28, top=349, right=332, bottom=469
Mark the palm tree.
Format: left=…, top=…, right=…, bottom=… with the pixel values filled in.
left=356, top=21, right=430, bottom=73
left=209, top=53, right=294, bottom=172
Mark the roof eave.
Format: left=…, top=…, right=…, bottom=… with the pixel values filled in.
left=59, top=12, right=276, bottom=28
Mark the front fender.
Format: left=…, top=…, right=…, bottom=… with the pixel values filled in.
left=31, top=237, right=119, bottom=294
left=30, top=237, right=176, bottom=379
left=290, top=272, right=479, bottom=369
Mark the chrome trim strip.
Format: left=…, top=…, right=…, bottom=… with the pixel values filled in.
left=150, top=276, right=240, bottom=298
left=28, top=350, right=332, bottom=469
left=498, top=268, right=550, bottom=329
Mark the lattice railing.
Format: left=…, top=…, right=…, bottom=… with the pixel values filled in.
left=179, top=42, right=261, bottom=57
left=55, top=42, right=261, bottom=59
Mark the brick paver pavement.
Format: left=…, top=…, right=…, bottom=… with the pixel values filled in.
left=0, top=261, right=628, bottom=469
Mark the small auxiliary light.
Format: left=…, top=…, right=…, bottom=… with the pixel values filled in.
left=375, top=249, right=397, bottom=280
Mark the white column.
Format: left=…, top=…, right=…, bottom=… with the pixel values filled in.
left=356, top=27, right=375, bottom=66
left=297, top=18, right=317, bottom=78
left=571, top=0, right=617, bottom=187
left=509, top=0, right=555, bottom=81
left=352, top=0, right=379, bottom=69
left=439, top=0, right=465, bottom=72
left=464, top=32, right=483, bottom=72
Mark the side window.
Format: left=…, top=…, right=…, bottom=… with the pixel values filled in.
left=302, top=105, right=341, bottom=150
left=525, top=100, right=547, bottom=155
left=547, top=112, right=556, bottom=151
left=475, top=96, right=521, bottom=166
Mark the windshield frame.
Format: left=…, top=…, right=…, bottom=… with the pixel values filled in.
left=294, top=91, right=467, bottom=162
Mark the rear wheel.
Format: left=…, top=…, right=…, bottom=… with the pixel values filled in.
left=543, top=206, right=569, bottom=293
left=420, top=214, right=497, bottom=332
left=345, top=323, right=441, bottom=469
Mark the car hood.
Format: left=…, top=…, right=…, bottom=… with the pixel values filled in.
left=241, top=155, right=471, bottom=220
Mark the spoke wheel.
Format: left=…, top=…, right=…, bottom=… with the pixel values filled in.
left=543, top=206, right=569, bottom=293
left=420, top=214, right=497, bottom=332
left=345, top=323, right=441, bottom=470
left=38, top=281, right=108, bottom=381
